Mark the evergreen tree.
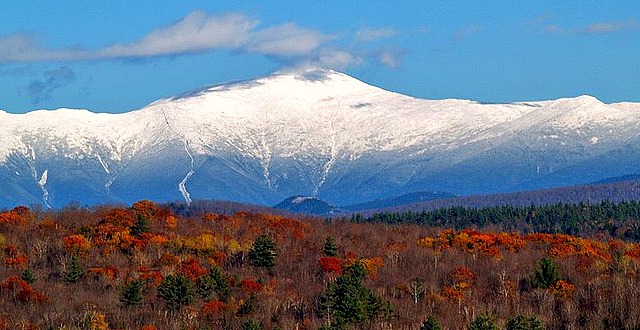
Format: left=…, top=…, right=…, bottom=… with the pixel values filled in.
left=130, top=214, right=151, bottom=238
left=196, top=266, right=230, bottom=301
left=157, top=274, right=195, bottom=312
left=248, top=235, right=277, bottom=272
left=469, top=311, right=499, bottom=330
left=533, top=258, right=560, bottom=289
left=319, top=261, right=382, bottom=329
left=420, top=315, right=442, bottom=330
left=120, top=280, right=144, bottom=307
left=64, top=255, right=84, bottom=283
left=21, top=269, right=36, bottom=284
left=323, top=236, right=339, bottom=257
left=505, top=314, right=544, bottom=330
left=241, top=320, right=263, bottom=330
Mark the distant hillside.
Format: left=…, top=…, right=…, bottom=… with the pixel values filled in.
left=344, top=191, right=456, bottom=211
left=591, top=174, right=640, bottom=184
left=357, top=179, right=640, bottom=215
left=273, top=195, right=341, bottom=215
left=165, top=199, right=295, bottom=218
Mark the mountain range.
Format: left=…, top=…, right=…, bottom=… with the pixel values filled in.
left=1, top=68, right=640, bottom=209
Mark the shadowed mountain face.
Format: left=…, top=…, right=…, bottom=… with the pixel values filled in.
left=1, top=68, right=640, bottom=209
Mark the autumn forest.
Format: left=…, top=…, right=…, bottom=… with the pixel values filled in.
left=2, top=200, right=640, bottom=329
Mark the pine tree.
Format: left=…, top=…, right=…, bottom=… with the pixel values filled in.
left=505, top=314, right=544, bottom=330
left=323, top=236, right=339, bottom=257
left=157, top=274, right=195, bottom=312
left=533, top=257, right=560, bottom=289
left=130, top=214, right=151, bottom=238
left=64, top=255, right=84, bottom=283
left=248, top=235, right=277, bottom=272
left=420, top=315, right=442, bottom=330
left=469, top=311, right=499, bottom=330
left=241, top=320, right=263, bottom=330
left=196, top=266, right=230, bottom=301
left=120, top=280, right=144, bottom=307
left=21, top=269, right=36, bottom=284
left=319, top=261, right=382, bottom=329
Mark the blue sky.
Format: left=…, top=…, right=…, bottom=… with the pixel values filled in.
left=0, top=1, right=638, bottom=113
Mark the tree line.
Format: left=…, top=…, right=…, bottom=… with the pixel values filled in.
left=348, top=200, right=640, bottom=240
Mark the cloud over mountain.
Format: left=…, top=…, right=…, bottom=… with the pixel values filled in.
left=0, top=11, right=399, bottom=70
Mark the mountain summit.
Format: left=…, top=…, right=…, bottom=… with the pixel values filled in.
left=1, top=68, right=640, bottom=208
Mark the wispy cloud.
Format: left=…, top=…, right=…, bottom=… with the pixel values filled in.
left=96, top=12, right=256, bottom=58
left=25, top=66, right=76, bottom=104
left=0, top=11, right=399, bottom=70
left=355, top=27, right=396, bottom=42
left=452, top=25, right=482, bottom=43
left=0, top=65, right=33, bottom=77
left=245, top=23, right=330, bottom=56
left=543, top=20, right=637, bottom=35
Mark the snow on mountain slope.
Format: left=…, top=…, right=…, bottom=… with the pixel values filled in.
left=1, top=68, right=639, bottom=208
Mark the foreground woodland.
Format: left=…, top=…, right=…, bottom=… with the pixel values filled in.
left=2, top=201, right=640, bottom=329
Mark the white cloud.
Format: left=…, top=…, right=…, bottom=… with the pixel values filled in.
left=543, top=20, right=637, bottom=35
left=0, top=12, right=330, bottom=63
left=452, top=25, right=482, bottom=43
left=316, top=49, right=363, bottom=69
left=246, top=23, right=330, bottom=56
left=583, top=21, right=637, bottom=34
left=97, top=12, right=256, bottom=58
left=377, top=50, right=401, bottom=69
left=0, top=11, right=401, bottom=71
left=355, top=27, right=396, bottom=42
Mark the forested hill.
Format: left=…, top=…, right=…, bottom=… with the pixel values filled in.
left=348, top=200, right=640, bottom=240
left=349, top=178, right=640, bottom=215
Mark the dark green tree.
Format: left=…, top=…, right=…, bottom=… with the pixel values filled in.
left=21, top=269, right=36, bottom=284
left=420, top=315, right=442, bottom=330
left=64, top=255, right=84, bottom=283
left=120, top=280, right=144, bottom=307
left=323, top=236, right=339, bottom=257
left=505, top=314, right=544, bottom=330
left=196, top=266, right=231, bottom=301
left=242, top=320, right=263, bottom=330
left=469, top=311, right=499, bottom=330
left=157, top=273, right=195, bottom=312
left=248, top=235, right=277, bottom=272
left=130, top=214, right=151, bottom=238
left=319, top=261, right=382, bottom=329
left=533, top=257, right=560, bottom=289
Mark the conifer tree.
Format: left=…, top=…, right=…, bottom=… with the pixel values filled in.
left=505, top=314, right=544, bottom=330
left=157, top=274, right=195, bottom=312
left=196, top=266, right=230, bottom=301
left=21, top=269, right=36, bottom=284
left=319, top=261, right=382, bottom=329
left=469, top=311, right=499, bottom=330
left=323, top=236, right=339, bottom=257
left=248, top=235, right=277, bottom=272
left=130, top=214, right=151, bottom=238
left=533, top=257, right=560, bottom=289
left=420, top=315, right=442, bottom=330
left=64, top=255, right=84, bottom=283
left=120, top=280, right=144, bottom=307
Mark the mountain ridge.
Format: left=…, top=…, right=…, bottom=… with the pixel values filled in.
left=1, top=68, right=640, bottom=208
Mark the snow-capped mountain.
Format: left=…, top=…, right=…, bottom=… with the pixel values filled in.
left=1, top=68, right=640, bottom=208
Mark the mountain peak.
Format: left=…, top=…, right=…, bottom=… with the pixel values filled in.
left=553, top=94, right=604, bottom=108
